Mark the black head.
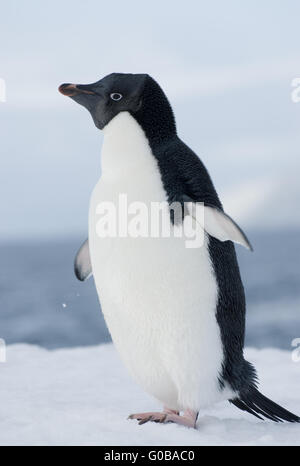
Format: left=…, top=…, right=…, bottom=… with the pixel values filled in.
left=59, top=73, right=176, bottom=142
left=59, top=73, right=147, bottom=130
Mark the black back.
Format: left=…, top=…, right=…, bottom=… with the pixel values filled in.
left=133, top=75, right=257, bottom=392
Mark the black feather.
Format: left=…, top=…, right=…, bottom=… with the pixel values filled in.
left=229, top=398, right=264, bottom=421
left=131, top=75, right=298, bottom=423
left=230, top=387, right=300, bottom=423
left=133, top=76, right=257, bottom=393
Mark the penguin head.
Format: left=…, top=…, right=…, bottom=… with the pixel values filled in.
left=59, top=73, right=147, bottom=130
left=59, top=73, right=176, bottom=140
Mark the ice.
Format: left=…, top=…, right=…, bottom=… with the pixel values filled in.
left=0, top=344, right=299, bottom=446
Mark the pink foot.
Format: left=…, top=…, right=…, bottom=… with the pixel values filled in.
left=128, top=408, right=198, bottom=429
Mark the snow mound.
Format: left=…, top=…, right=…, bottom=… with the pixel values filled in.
left=0, top=344, right=299, bottom=446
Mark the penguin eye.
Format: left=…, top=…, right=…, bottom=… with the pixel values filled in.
left=110, top=93, right=123, bottom=101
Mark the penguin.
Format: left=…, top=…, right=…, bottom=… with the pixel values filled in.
left=59, top=74, right=299, bottom=428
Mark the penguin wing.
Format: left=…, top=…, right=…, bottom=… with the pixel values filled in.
left=74, top=239, right=92, bottom=281
left=157, top=138, right=252, bottom=250
left=200, top=204, right=252, bottom=251
left=184, top=198, right=253, bottom=251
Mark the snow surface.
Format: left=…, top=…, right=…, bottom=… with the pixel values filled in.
left=0, top=344, right=300, bottom=446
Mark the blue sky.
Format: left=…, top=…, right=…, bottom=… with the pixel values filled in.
left=1, top=0, right=300, bottom=238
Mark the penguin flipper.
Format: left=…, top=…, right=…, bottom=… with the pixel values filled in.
left=188, top=201, right=253, bottom=251
left=202, top=205, right=253, bottom=251
left=74, top=239, right=92, bottom=281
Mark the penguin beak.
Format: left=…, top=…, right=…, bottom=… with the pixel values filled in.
left=58, top=83, right=96, bottom=97
left=58, top=80, right=105, bottom=129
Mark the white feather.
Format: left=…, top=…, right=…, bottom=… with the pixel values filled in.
left=191, top=204, right=253, bottom=250
left=89, top=112, right=235, bottom=411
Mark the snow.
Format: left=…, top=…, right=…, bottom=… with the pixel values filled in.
left=0, top=344, right=300, bottom=446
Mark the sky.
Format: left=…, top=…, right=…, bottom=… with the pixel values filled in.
left=1, top=0, right=300, bottom=238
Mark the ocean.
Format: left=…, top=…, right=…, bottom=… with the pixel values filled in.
left=1, top=231, right=299, bottom=350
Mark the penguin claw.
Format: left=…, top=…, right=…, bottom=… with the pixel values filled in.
left=138, top=416, right=153, bottom=425
left=128, top=409, right=198, bottom=429
left=128, top=412, right=166, bottom=424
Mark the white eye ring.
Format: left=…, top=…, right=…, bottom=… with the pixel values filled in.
left=110, top=93, right=123, bottom=101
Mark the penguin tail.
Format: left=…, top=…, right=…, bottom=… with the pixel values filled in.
left=229, top=387, right=300, bottom=423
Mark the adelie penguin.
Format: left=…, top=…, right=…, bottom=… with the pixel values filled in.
left=59, top=74, right=299, bottom=428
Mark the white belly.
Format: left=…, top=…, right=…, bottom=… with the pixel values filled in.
left=89, top=112, right=229, bottom=410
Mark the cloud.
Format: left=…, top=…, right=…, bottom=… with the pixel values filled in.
left=162, top=56, right=300, bottom=98
left=223, top=174, right=300, bottom=230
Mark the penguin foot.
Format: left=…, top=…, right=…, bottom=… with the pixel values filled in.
left=128, top=408, right=198, bottom=428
